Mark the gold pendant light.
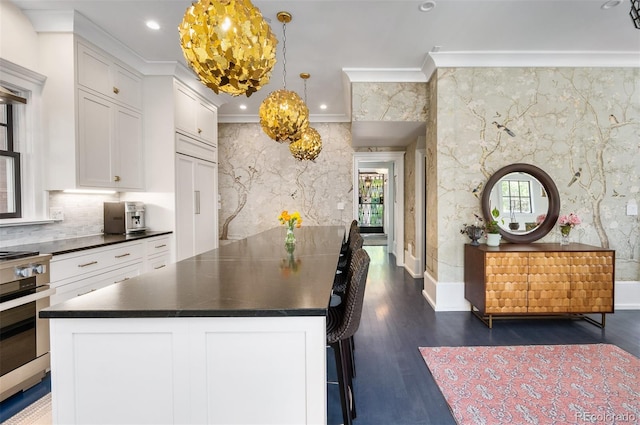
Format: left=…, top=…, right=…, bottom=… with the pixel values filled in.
left=290, top=73, right=322, bottom=161
left=179, top=0, right=277, bottom=97
left=259, top=12, right=309, bottom=143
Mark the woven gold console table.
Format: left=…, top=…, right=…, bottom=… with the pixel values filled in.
left=464, top=243, right=615, bottom=328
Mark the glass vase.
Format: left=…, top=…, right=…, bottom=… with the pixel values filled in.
left=560, top=225, right=571, bottom=245
left=285, top=225, right=296, bottom=245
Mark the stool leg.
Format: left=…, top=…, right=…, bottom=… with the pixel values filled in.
left=332, top=341, right=352, bottom=425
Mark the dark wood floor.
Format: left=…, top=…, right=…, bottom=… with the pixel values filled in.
left=327, top=246, right=640, bottom=425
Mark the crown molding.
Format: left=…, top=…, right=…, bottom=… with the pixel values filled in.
left=427, top=51, right=640, bottom=69
left=342, top=68, right=428, bottom=83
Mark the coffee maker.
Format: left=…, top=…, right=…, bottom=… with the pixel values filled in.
left=104, top=201, right=147, bottom=234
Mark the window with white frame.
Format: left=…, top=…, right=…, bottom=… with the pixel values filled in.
left=0, top=103, right=21, bottom=219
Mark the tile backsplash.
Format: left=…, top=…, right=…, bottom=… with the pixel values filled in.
left=0, top=191, right=119, bottom=248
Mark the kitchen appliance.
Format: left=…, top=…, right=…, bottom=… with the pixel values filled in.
left=0, top=251, right=53, bottom=402
left=104, top=201, right=147, bottom=234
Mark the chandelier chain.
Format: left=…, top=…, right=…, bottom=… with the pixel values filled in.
left=282, top=21, right=287, bottom=89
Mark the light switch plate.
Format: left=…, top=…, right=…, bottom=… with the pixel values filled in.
left=626, top=200, right=638, bottom=216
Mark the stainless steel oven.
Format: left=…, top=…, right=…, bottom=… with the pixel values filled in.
left=0, top=252, right=53, bottom=402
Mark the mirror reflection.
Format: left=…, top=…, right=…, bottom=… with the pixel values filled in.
left=487, top=172, right=549, bottom=235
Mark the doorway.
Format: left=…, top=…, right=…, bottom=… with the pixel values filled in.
left=353, top=152, right=404, bottom=267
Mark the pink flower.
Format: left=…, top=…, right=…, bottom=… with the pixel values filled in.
left=558, top=213, right=581, bottom=227
left=536, top=214, right=546, bottom=224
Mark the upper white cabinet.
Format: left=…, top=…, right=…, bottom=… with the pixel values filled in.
left=77, top=90, right=143, bottom=190
left=41, top=35, right=144, bottom=191
left=77, top=42, right=142, bottom=110
left=174, top=80, right=217, bottom=146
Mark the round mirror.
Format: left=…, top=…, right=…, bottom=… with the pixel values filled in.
left=481, top=163, right=560, bottom=243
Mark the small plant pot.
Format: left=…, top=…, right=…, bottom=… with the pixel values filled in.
left=509, top=222, right=520, bottom=230
left=486, top=233, right=501, bottom=247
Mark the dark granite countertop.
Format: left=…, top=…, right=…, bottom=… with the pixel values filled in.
left=5, top=231, right=173, bottom=256
left=40, top=226, right=344, bottom=319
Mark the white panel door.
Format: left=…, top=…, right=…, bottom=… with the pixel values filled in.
left=77, top=90, right=113, bottom=188
left=114, top=106, right=143, bottom=190
left=176, top=154, right=196, bottom=261
left=194, top=159, right=218, bottom=256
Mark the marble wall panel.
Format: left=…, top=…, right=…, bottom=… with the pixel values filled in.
left=426, top=75, right=439, bottom=278
left=435, top=67, right=640, bottom=282
left=404, top=138, right=416, bottom=253
left=352, top=82, right=428, bottom=122
left=0, top=192, right=119, bottom=247
left=217, top=123, right=354, bottom=240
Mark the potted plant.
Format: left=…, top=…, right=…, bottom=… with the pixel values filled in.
left=460, top=214, right=484, bottom=246
left=485, top=207, right=502, bottom=246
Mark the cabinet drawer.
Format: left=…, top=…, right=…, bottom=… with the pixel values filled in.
left=146, top=253, right=171, bottom=273
left=145, top=236, right=171, bottom=256
left=176, top=133, right=217, bottom=163
left=51, top=242, right=144, bottom=283
left=51, top=263, right=141, bottom=306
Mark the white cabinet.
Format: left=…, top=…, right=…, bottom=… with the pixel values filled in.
left=41, top=34, right=144, bottom=191
left=77, top=41, right=142, bottom=109
left=77, top=90, right=143, bottom=190
left=144, top=235, right=172, bottom=273
left=50, top=236, right=173, bottom=306
left=174, top=80, right=217, bottom=145
left=50, top=242, right=145, bottom=306
left=176, top=150, right=218, bottom=261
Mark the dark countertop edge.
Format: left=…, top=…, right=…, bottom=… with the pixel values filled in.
left=40, top=307, right=328, bottom=319
left=6, top=231, right=173, bottom=256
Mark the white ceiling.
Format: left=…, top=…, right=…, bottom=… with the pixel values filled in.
left=10, top=0, right=640, bottom=146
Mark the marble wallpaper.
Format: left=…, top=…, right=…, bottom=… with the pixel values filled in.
left=217, top=123, right=354, bottom=240
left=435, top=67, right=640, bottom=282
left=404, top=138, right=417, bottom=254
left=352, top=82, right=428, bottom=122
left=426, top=75, right=439, bottom=278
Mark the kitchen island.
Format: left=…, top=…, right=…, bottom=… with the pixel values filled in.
left=40, top=226, right=345, bottom=425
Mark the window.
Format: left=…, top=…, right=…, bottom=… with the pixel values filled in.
left=0, top=103, right=22, bottom=219
left=500, top=180, right=531, bottom=215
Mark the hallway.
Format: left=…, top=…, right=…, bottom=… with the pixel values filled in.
left=329, top=246, right=640, bottom=425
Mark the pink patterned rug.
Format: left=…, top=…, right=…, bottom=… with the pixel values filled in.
left=419, top=344, right=639, bottom=425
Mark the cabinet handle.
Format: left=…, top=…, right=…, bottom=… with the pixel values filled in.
left=155, top=244, right=167, bottom=249
left=78, top=288, right=97, bottom=297
left=195, top=190, right=201, bottom=215
left=78, top=261, right=98, bottom=268
left=115, top=253, right=131, bottom=259
left=113, top=86, right=120, bottom=94
left=197, top=128, right=202, bottom=134
left=114, top=277, right=130, bottom=284
left=114, top=175, right=121, bottom=182
left=154, top=264, right=166, bottom=270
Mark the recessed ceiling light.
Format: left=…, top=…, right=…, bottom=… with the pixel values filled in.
left=146, top=20, right=160, bottom=30
left=601, top=0, right=622, bottom=9
left=419, top=1, right=436, bottom=12
left=320, top=104, right=327, bottom=110
left=239, top=104, right=247, bottom=110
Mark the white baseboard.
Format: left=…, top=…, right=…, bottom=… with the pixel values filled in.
left=422, top=271, right=470, bottom=312
left=615, top=280, right=640, bottom=310
left=422, top=276, right=639, bottom=312
left=403, top=250, right=422, bottom=278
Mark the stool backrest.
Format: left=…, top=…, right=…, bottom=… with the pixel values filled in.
left=327, top=248, right=370, bottom=343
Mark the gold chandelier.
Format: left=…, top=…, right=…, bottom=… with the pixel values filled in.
left=178, top=0, right=277, bottom=97
left=290, top=73, right=322, bottom=161
left=259, top=12, right=309, bottom=143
